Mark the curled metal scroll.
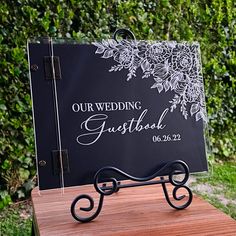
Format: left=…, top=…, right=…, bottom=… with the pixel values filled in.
left=113, top=28, right=136, bottom=42
left=71, top=160, right=193, bottom=223
left=70, top=194, right=104, bottom=223
left=162, top=183, right=193, bottom=210
left=162, top=161, right=193, bottom=210
left=94, top=160, right=189, bottom=194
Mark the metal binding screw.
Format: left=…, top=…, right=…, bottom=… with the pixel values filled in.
left=31, top=64, right=38, bottom=71
left=39, top=160, right=46, bottom=166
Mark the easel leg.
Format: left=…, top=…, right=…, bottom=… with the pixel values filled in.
left=161, top=176, right=193, bottom=210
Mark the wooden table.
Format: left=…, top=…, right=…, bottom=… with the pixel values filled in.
left=31, top=182, right=236, bottom=235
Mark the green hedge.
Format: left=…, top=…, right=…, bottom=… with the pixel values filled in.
left=0, top=0, right=235, bottom=208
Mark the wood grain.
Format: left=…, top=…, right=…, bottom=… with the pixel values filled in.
left=31, top=181, right=236, bottom=236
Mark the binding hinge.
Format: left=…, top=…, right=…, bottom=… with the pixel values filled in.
left=44, top=56, right=61, bottom=80
left=52, top=149, right=70, bottom=175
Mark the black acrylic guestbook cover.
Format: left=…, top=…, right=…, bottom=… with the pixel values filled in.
left=28, top=38, right=208, bottom=190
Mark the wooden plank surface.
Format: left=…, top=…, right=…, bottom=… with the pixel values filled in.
left=31, top=182, right=236, bottom=236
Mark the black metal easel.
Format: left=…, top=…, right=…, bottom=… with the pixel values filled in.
left=70, top=160, right=193, bottom=223
left=70, top=29, right=193, bottom=223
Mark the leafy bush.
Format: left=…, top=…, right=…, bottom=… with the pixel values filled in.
left=0, top=0, right=235, bottom=207
left=0, top=201, right=32, bottom=235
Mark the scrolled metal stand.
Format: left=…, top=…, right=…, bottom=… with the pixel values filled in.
left=71, top=160, right=193, bottom=223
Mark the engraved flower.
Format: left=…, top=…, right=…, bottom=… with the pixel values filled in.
left=172, top=46, right=193, bottom=72
left=94, top=39, right=207, bottom=122
left=114, top=48, right=132, bottom=68
left=137, top=41, right=149, bottom=58
left=113, top=40, right=138, bottom=68
left=147, top=42, right=173, bottom=63
left=185, top=81, right=201, bottom=103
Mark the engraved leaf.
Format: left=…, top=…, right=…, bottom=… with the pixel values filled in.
left=107, top=39, right=117, bottom=47
left=202, top=112, right=208, bottom=123
left=153, top=77, right=162, bottom=83
left=102, top=49, right=114, bottom=58
left=164, top=80, right=171, bottom=92
left=151, top=84, right=157, bottom=89
left=170, top=73, right=183, bottom=90
left=109, top=64, right=123, bottom=72
left=141, top=59, right=150, bottom=72
left=190, top=103, right=199, bottom=116
left=95, top=46, right=105, bottom=54
left=195, top=111, right=202, bottom=121
left=152, top=83, right=163, bottom=93
left=157, top=84, right=164, bottom=92
left=142, top=72, right=151, bottom=79
left=102, top=39, right=110, bottom=47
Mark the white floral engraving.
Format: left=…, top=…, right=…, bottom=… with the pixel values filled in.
left=93, top=39, right=207, bottom=122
